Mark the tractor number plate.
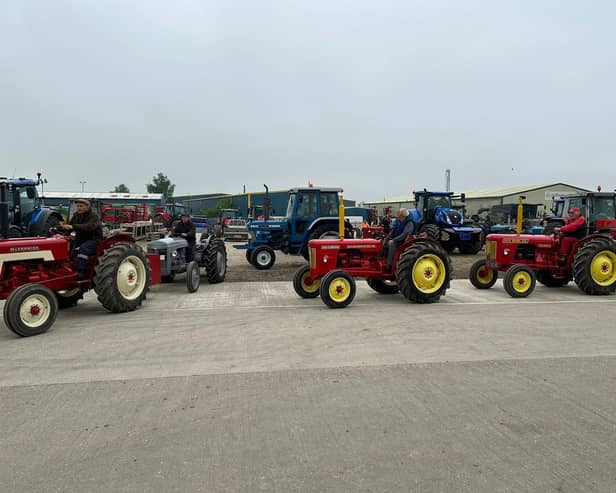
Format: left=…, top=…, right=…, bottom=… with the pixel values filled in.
left=460, top=233, right=471, bottom=241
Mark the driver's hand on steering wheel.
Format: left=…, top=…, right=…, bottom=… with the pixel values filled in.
left=62, top=224, right=73, bottom=231
left=553, top=227, right=561, bottom=234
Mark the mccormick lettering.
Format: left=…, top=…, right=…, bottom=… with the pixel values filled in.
left=10, top=246, right=40, bottom=253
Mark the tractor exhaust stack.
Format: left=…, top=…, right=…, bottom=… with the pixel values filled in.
left=0, top=182, right=9, bottom=239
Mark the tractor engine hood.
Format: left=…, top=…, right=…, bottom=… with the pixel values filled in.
left=435, top=207, right=463, bottom=226
left=147, top=236, right=188, bottom=252
left=248, top=220, right=289, bottom=237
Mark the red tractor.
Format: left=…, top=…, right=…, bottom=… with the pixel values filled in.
left=469, top=233, right=616, bottom=298
left=293, top=199, right=452, bottom=308
left=0, top=183, right=159, bottom=337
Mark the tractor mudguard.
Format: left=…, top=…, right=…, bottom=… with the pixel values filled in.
left=28, top=209, right=64, bottom=237
left=307, top=217, right=352, bottom=233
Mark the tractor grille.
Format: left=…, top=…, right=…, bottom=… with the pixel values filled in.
left=486, top=240, right=497, bottom=260
left=310, top=247, right=316, bottom=268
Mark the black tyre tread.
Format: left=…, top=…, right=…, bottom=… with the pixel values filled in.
left=251, top=245, right=276, bottom=270
left=245, top=249, right=254, bottom=265
left=93, top=242, right=151, bottom=313
left=503, top=265, right=536, bottom=298
left=319, top=270, right=356, bottom=308
left=293, top=265, right=320, bottom=298
left=186, top=261, right=200, bottom=293
left=469, top=259, right=497, bottom=289
left=366, top=278, right=399, bottom=294
left=573, top=239, right=616, bottom=295
left=3, top=284, right=59, bottom=337
left=205, top=237, right=227, bottom=283
left=536, top=270, right=571, bottom=287
left=309, top=224, right=341, bottom=241
left=419, top=224, right=440, bottom=241
left=396, top=241, right=451, bottom=303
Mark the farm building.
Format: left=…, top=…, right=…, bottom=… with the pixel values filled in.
left=360, top=183, right=591, bottom=217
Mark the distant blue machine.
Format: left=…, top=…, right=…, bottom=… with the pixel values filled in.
left=411, top=190, right=483, bottom=254
left=234, top=186, right=353, bottom=269
left=0, top=175, right=63, bottom=237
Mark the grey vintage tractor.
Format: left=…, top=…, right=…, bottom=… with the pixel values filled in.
left=146, top=233, right=227, bottom=292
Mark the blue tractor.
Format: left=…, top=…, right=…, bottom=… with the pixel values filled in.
left=411, top=190, right=483, bottom=254
left=235, top=186, right=353, bottom=269
left=0, top=175, right=63, bottom=237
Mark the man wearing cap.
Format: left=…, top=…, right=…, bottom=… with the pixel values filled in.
left=172, top=213, right=196, bottom=262
left=554, top=207, right=586, bottom=259
left=62, top=199, right=103, bottom=274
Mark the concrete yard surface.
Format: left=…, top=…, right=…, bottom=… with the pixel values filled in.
left=1, top=280, right=616, bottom=492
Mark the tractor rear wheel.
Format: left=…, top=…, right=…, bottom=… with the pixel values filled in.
left=366, top=278, right=399, bottom=294
left=469, top=259, right=497, bottom=289
left=94, top=242, right=151, bottom=313
left=396, top=242, right=451, bottom=303
left=293, top=265, right=321, bottom=298
left=186, top=261, right=200, bottom=293
left=419, top=224, right=440, bottom=241
left=3, top=284, right=59, bottom=337
left=536, top=270, right=571, bottom=287
left=251, top=245, right=276, bottom=270
left=573, top=239, right=616, bottom=295
left=319, top=270, right=356, bottom=308
left=205, top=237, right=227, bottom=283
left=310, top=224, right=341, bottom=241
left=503, top=265, right=536, bottom=298
left=55, top=288, right=84, bottom=309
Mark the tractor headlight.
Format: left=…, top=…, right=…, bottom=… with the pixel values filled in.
left=172, top=250, right=178, bottom=257
left=503, top=248, right=510, bottom=256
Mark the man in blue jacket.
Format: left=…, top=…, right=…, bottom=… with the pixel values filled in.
left=385, top=208, right=415, bottom=270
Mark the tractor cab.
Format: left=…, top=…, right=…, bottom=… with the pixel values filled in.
left=0, top=176, right=62, bottom=237
left=544, top=192, right=616, bottom=237
left=412, top=190, right=483, bottom=254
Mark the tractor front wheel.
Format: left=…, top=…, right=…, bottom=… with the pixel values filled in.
left=94, top=242, right=151, bottom=313
left=293, top=265, right=321, bottom=298
left=319, top=270, right=356, bottom=308
left=503, top=265, right=536, bottom=298
left=366, top=278, right=399, bottom=294
left=573, top=239, right=616, bottom=295
left=469, top=259, right=497, bottom=289
left=396, top=242, right=451, bottom=303
left=3, top=284, right=59, bottom=337
left=246, top=249, right=255, bottom=265
left=186, top=261, right=200, bottom=293
left=205, top=237, right=227, bottom=283
left=251, top=246, right=276, bottom=270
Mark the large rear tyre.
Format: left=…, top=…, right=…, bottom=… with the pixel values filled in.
left=366, top=278, right=399, bottom=294
left=309, top=224, right=341, bottom=241
left=55, top=288, right=84, bottom=309
left=205, top=237, right=227, bottom=283
left=419, top=224, right=440, bottom=241
left=536, top=270, right=571, bottom=287
left=319, top=270, right=356, bottom=308
left=94, top=242, right=151, bottom=313
left=186, top=261, right=200, bottom=293
left=3, top=284, right=59, bottom=337
left=293, top=265, right=321, bottom=298
left=396, top=242, right=451, bottom=303
left=573, top=239, right=616, bottom=295
left=469, top=259, right=497, bottom=289
left=251, top=245, right=276, bottom=270
left=503, top=265, right=536, bottom=298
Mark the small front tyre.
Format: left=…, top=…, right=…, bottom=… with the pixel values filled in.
left=251, top=246, right=276, bottom=270
left=319, top=270, right=356, bottom=308
left=503, top=265, right=536, bottom=298
left=186, top=261, right=200, bottom=293
left=293, top=265, right=321, bottom=298
left=469, top=259, right=497, bottom=289
left=3, top=284, right=59, bottom=337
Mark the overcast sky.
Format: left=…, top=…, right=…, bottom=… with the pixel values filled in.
left=1, top=0, right=614, bottom=201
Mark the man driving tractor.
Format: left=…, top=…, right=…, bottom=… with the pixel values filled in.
left=385, top=208, right=415, bottom=270
left=172, top=213, right=196, bottom=262
left=62, top=198, right=103, bottom=275
left=554, top=207, right=586, bottom=260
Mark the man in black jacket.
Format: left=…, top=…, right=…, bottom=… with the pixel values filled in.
left=173, top=213, right=196, bottom=262
left=62, top=198, right=103, bottom=274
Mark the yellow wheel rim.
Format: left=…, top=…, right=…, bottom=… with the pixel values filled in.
left=301, top=271, right=320, bottom=294
left=476, top=265, right=495, bottom=285
left=328, top=277, right=351, bottom=302
left=512, top=271, right=532, bottom=293
left=590, top=250, right=616, bottom=286
left=412, top=254, right=446, bottom=294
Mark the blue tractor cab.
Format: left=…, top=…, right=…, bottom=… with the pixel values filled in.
left=235, top=187, right=353, bottom=269
left=412, top=190, right=483, bottom=254
left=0, top=175, right=63, bottom=237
